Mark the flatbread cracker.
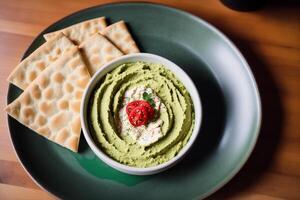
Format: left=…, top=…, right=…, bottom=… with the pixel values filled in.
left=43, top=17, right=107, bottom=45
left=5, top=47, right=90, bottom=152
left=102, top=20, right=139, bottom=54
left=79, top=33, right=124, bottom=75
left=7, top=33, right=75, bottom=90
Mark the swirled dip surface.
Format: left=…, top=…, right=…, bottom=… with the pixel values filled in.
left=89, top=62, right=195, bottom=167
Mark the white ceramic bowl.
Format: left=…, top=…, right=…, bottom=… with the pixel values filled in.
left=81, top=53, right=202, bottom=175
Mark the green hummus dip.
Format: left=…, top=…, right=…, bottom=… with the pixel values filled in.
left=89, top=62, right=195, bottom=167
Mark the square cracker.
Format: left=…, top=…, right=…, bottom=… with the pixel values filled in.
left=5, top=47, right=90, bottom=152
left=43, top=17, right=107, bottom=45
left=7, top=33, right=75, bottom=90
left=79, top=33, right=124, bottom=75
left=102, top=20, right=140, bottom=54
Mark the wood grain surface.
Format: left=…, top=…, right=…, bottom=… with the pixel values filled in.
left=0, top=0, right=299, bottom=199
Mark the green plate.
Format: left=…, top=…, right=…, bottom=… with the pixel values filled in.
left=7, top=2, right=261, bottom=199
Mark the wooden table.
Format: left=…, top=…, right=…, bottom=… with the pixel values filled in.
left=0, top=0, right=299, bottom=199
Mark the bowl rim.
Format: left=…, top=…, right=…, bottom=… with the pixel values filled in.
left=80, top=53, right=202, bottom=175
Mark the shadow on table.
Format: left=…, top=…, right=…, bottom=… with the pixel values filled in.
left=207, top=37, right=285, bottom=198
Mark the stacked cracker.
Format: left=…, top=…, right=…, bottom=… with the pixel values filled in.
left=6, top=17, right=140, bottom=152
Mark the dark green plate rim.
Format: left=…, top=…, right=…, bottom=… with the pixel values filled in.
left=7, top=2, right=261, bottom=199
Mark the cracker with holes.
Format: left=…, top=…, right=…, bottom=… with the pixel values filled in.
left=102, top=20, right=140, bottom=54
left=43, top=17, right=107, bottom=45
left=5, top=47, right=90, bottom=152
left=79, top=33, right=124, bottom=75
left=7, top=33, right=75, bottom=90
